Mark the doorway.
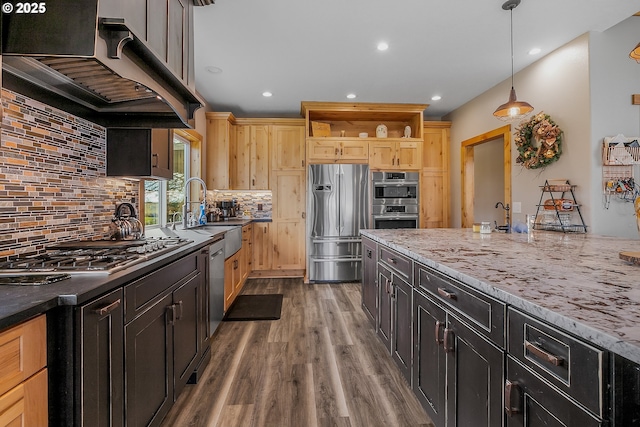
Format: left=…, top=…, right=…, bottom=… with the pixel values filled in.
left=461, top=125, right=512, bottom=228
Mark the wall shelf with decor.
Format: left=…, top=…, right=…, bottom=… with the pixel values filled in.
left=601, top=137, right=640, bottom=209
left=533, top=180, right=587, bottom=233
left=301, top=101, right=427, bottom=140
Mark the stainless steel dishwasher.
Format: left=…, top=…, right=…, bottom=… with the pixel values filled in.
left=208, top=237, right=225, bottom=335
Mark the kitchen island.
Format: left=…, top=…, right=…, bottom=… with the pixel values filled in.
left=361, top=228, right=640, bottom=427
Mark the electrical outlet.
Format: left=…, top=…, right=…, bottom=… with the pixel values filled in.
left=512, top=202, right=522, bottom=213
left=257, top=204, right=263, bottom=211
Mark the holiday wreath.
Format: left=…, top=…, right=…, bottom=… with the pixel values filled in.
left=514, top=112, right=563, bottom=169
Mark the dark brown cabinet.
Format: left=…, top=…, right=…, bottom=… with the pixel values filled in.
left=107, top=128, right=173, bottom=179
left=413, top=290, right=446, bottom=427
left=361, top=237, right=377, bottom=327
left=391, top=273, right=413, bottom=383
left=80, top=288, right=124, bottom=427
left=124, top=251, right=206, bottom=427
left=377, top=264, right=392, bottom=349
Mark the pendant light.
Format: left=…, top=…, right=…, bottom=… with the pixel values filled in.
left=630, top=42, right=640, bottom=62
left=493, top=0, right=534, bottom=121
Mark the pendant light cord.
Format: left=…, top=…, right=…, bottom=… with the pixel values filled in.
left=510, top=7, right=514, bottom=88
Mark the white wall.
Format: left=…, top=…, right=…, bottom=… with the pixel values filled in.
left=446, top=34, right=592, bottom=231
left=589, top=16, right=640, bottom=237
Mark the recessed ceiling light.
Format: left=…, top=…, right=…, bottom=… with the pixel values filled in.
left=347, top=93, right=356, bottom=99
left=529, top=48, right=541, bottom=55
left=262, top=91, right=273, bottom=97
left=377, top=42, right=389, bottom=51
left=205, top=66, right=223, bottom=74
left=431, top=95, right=442, bottom=101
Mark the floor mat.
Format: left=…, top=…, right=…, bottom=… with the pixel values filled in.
left=223, top=294, right=283, bottom=321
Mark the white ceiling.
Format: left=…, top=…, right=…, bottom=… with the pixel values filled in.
left=193, top=0, right=640, bottom=119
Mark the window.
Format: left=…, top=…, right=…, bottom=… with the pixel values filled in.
left=144, top=134, right=190, bottom=227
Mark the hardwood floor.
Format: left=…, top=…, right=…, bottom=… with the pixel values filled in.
left=161, top=278, right=434, bottom=427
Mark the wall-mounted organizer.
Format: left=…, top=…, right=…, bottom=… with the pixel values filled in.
left=602, top=136, right=640, bottom=209
left=534, top=180, right=587, bottom=233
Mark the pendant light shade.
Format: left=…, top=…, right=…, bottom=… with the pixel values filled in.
left=630, top=42, right=640, bottom=63
left=493, top=0, right=534, bottom=121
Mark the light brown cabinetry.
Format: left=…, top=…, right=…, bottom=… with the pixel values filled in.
left=224, top=224, right=253, bottom=310
left=0, top=315, right=48, bottom=427
left=233, top=123, right=270, bottom=189
left=205, top=112, right=236, bottom=190
left=307, top=139, right=369, bottom=163
left=272, top=125, right=306, bottom=170
left=252, top=222, right=273, bottom=271
left=421, top=122, right=451, bottom=228
left=369, top=140, right=421, bottom=170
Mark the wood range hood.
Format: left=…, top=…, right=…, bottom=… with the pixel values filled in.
left=1, top=1, right=202, bottom=128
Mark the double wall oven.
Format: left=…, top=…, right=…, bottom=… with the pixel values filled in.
left=371, top=171, right=419, bottom=229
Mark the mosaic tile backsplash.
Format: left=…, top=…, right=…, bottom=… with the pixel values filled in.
left=208, top=190, right=272, bottom=219
left=0, top=89, right=139, bottom=258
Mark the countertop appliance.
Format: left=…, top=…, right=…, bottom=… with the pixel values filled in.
left=208, top=237, right=225, bottom=335
left=307, top=164, right=369, bottom=282
left=371, top=171, right=419, bottom=229
left=0, top=237, right=191, bottom=276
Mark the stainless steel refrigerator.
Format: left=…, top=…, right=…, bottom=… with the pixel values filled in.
left=307, top=164, right=370, bottom=282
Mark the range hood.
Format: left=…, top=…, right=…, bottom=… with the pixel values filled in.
left=2, top=2, right=201, bottom=128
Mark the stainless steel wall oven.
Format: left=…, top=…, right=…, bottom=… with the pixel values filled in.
left=371, top=171, right=419, bottom=229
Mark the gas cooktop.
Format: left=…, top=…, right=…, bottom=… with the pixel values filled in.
left=0, top=237, right=192, bottom=276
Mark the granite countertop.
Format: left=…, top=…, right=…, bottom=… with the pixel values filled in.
left=360, top=228, right=640, bottom=364
left=0, top=227, right=228, bottom=331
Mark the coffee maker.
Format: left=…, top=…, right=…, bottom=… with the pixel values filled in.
left=216, top=199, right=239, bottom=219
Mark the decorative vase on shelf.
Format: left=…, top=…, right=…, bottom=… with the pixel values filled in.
left=376, top=124, right=388, bottom=138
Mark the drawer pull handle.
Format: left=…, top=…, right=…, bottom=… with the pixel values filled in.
left=434, top=320, right=444, bottom=344
left=176, top=301, right=183, bottom=320
left=437, top=287, right=457, bottom=300
left=387, top=257, right=397, bottom=264
left=94, top=299, right=121, bottom=316
left=525, top=341, right=564, bottom=366
left=443, top=328, right=455, bottom=353
left=504, top=380, right=522, bottom=417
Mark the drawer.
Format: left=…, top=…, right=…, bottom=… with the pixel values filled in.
left=507, top=308, right=604, bottom=417
left=125, top=251, right=198, bottom=323
left=415, top=263, right=505, bottom=347
left=379, top=246, right=412, bottom=281
left=0, top=315, right=46, bottom=396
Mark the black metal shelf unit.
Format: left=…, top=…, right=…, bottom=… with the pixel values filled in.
left=534, top=180, right=587, bottom=233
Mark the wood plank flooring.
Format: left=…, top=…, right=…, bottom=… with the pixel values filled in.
left=161, top=278, right=434, bottom=427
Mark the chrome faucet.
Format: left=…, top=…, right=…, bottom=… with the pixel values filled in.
left=182, top=177, right=208, bottom=229
left=170, top=211, right=183, bottom=230
left=495, top=202, right=511, bottom=233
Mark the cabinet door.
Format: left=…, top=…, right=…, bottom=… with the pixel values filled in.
left=413, top=290, right=446, bottom=427
left=224, top=256, right=236, bottom=310
left=206, top=114, right=233, bottom=190
left=251, top=125, right=270, bottom=189
left=167, top=0, right=186, bottom=80
left=173, top=274, right=201, bottom=398
left=272, top=125, right=305, bottom=170
left=252, top=222, right=272, bottom=271
left=151, top=129, right=173, bottom=179
left=391, top=274, right=412, bottom=383
left=361, top=238, right=377, bottom=327
left=81, top=289, right=124, bottom=427
left=369, top=141, right=397, bottom=169
left=448, top=315, right=504, bottom=427
left=505, top=357, right=601, bottom=427
left=307, top=139, right=338, bottom=162
left=272, top=170, right=305, bottom=220
left=125, top=293, right=174, bottom=427
left=396, top=141, right=421, bottom=170
left=377, top=264, right=392, bottom=350
left=340, top=140, right=369, bottom=161
left=241, top=224, right=252, bottom=280
left=233, top=125, right=251, bottom=189
left=272, top=220, right=305, bottom=270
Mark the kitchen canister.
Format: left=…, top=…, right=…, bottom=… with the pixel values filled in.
left=480, top=221, right=492, bottom=234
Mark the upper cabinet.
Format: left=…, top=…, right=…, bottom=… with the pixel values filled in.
left=206, top=112, right=235, bottom=190
left=233, top=123, right=270, bottom=190
left=107, top=128, right=174, bottom=179
left=300, top=102, right=427, bottom=168
left=272, top=125, right=306, bottom=170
